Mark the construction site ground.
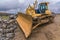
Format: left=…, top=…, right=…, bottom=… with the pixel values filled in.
left=13, top=14, right=60, bottom=40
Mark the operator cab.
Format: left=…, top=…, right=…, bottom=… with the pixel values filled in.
left=35, top=2, right=49, bottom=13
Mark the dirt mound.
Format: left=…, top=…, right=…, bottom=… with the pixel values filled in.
left=13, top=15, right=60, bottom=40
left=0, top=14, right=60, bottom=40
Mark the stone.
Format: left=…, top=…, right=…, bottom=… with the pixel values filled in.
left=0, top=15, right=17, bottom=40
left=0, top=29, right=3, bottom=32
left=2, top=24, right=7, bottom=29
left=5, top=38, right=10, bottom=40
left=5, top=29, right=13, bottom=33
left=6, top=33, right=15, bottom=38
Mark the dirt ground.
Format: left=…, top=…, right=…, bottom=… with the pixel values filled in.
left=13, top=14, right=60, bottom=40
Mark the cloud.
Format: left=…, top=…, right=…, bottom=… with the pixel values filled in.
left=0, top=0, right=60, bottom=14
left=6, top=9, right=18, bottom=14
left=49, top=2, right=60, bottom=13
left=0, top=0, right=29, bottom=13
left=0, top=0, right=19, bottom=11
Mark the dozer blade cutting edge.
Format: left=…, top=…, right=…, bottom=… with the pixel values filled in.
left=16, top=13, right=32, bottom=38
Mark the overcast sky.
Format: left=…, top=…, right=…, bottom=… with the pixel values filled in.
left=0, top=0, right=60, bottom=14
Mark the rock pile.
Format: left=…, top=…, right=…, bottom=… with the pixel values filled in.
left=0, top=15, right=17, bottom=40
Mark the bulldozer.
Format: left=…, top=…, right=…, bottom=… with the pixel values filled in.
left=16, top=0, right=55, bottom=38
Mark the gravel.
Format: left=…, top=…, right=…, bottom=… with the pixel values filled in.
left=0, top=14, right=60, bottom=40
left=0, top=15, right=17, bottom=40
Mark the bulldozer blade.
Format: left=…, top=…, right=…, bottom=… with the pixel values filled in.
left=16, top=13, right=32, bottom=38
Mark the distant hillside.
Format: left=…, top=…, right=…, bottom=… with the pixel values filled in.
left=0, top=12, right=13, bottom=16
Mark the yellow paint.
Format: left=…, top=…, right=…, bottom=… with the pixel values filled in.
left=16, top=0, right=52, bottom=38
left=16, top=13, right=32, bottom=38
left=45, top=10, right=51, bottom=15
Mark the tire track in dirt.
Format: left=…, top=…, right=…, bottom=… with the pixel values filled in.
left=13, top=14, right=60, bottom=40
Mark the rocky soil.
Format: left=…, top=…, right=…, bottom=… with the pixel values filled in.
left=0, top=15, right=17, bottom=40
left=0, top=14, right=60, bottom=40
left=13, top=14, right=60, bottom=40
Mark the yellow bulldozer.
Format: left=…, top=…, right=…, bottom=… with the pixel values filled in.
left=16, top=0, right=55, bottom=38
